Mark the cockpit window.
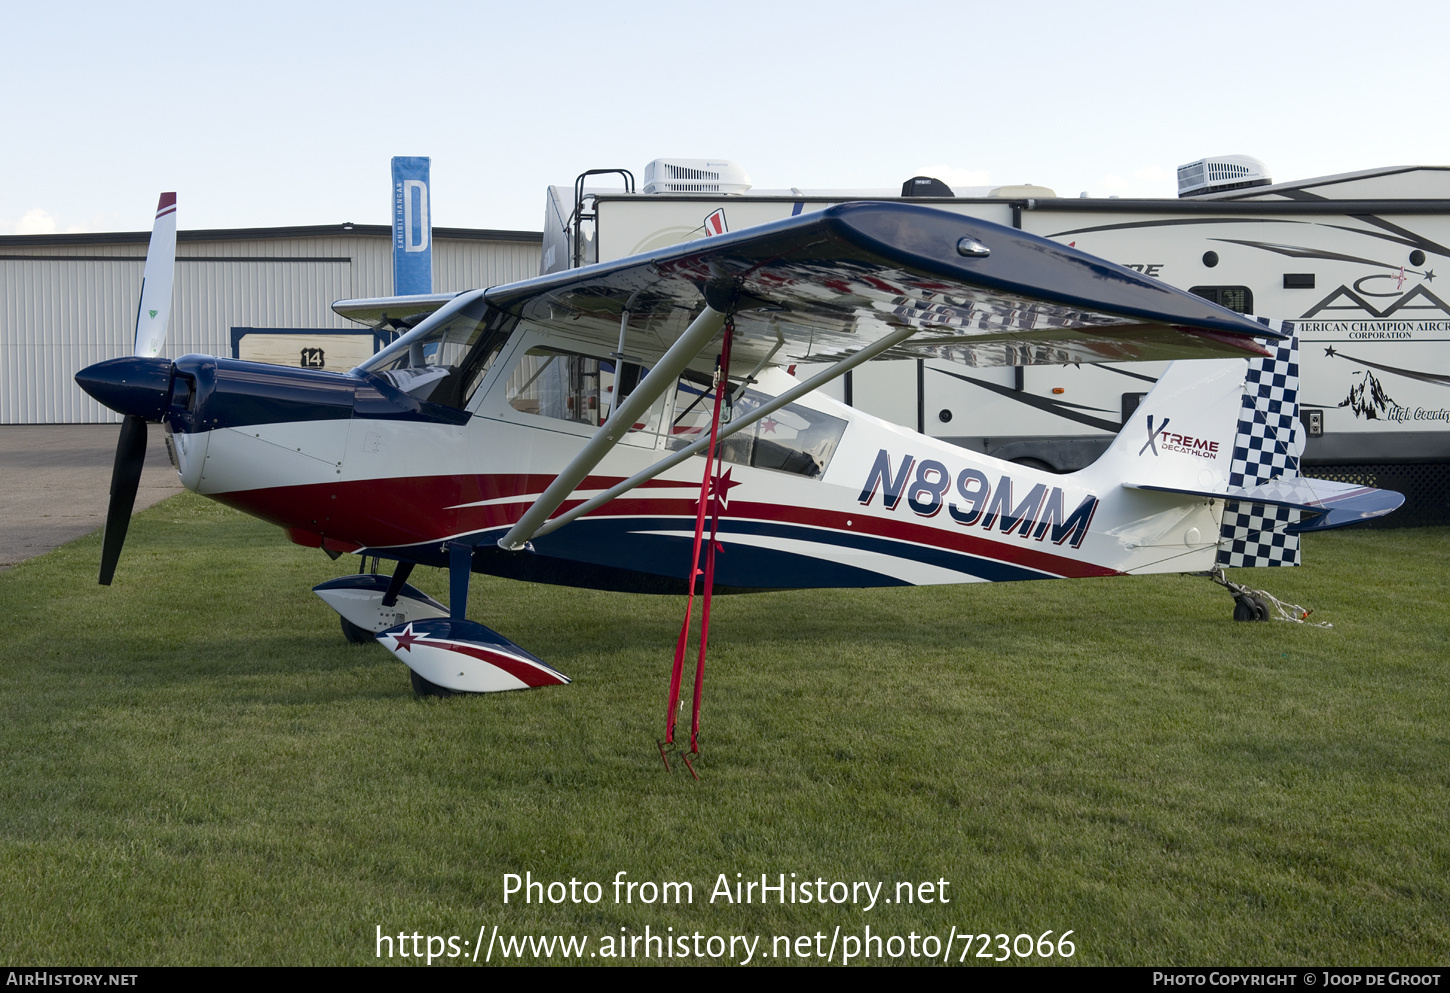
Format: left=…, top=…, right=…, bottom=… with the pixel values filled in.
left=358, top=295, right=515, bottom=409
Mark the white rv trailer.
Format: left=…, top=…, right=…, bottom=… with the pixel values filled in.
left=542, top=159, right=1450, bottom=524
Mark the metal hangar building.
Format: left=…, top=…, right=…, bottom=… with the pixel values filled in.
left=0, top=222, right=542, bottom=423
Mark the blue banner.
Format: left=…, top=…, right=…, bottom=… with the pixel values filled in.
left=391, top=156, right=432, bottom=295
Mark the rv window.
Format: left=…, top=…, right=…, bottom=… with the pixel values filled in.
left=668, top=372, right=847, bottom=479
left=1189, top=285, right=1254, bottom=314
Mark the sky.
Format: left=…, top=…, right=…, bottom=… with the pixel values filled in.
left=7, top=0, right=1450, bottom=237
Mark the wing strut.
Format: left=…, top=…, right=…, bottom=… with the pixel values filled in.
left=497, top=305, right=728, bottom=551
left=528, top=323, right=920, bottom=541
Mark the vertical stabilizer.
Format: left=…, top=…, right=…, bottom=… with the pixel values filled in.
left=1086, top=357, right=1247, bottom=494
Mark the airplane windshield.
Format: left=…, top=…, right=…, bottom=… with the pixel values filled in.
left=358, top=296, right=516, bottom=410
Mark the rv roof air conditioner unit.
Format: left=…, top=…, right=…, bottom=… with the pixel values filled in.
left=642, top=158, right=752, bottom=195
left=1177, top=155, right=1272, bottom=197
left=988, top=184, right=1057, bottom=199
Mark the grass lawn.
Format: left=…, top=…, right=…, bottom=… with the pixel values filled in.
left=1, top=493, right=1446, bottom=965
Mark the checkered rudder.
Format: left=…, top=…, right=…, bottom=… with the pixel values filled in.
left=1217, top=326, right=1303, bottom=568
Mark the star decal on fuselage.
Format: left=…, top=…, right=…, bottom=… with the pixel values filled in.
left=697, top=467, right=743, bottom=522
left=710, top=467, right=742, bottom=508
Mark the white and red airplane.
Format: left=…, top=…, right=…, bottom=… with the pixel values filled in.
left=77, top=196, right=1401, bottom=755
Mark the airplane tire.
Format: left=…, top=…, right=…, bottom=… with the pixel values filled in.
left=340, top=616, right=375, bottom=644
left=410, top=668, right=455, bottom=698
left=1232, top=596, right=1271, bottom=622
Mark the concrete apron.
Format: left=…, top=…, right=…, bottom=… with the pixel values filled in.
left=0, top=424, right=184, bottom=572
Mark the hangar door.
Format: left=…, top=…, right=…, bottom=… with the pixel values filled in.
left=1, top=256, right=354, bottom=423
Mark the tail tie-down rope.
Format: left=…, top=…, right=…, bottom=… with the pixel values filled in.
left=659, top=317, right=736, bottom=779
left=1205, top=565, right=1333, bottom=628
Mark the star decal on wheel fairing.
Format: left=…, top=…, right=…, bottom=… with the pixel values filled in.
left=391, top=624, right=420, bottom=652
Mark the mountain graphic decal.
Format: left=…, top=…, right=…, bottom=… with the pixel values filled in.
left=1339, top=370, right=1396, bottom=419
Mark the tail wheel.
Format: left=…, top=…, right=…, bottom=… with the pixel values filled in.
left=1232, top=595, right=1270, bottom=622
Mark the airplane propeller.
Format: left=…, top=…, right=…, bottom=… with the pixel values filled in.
left=76, top=193, right=178, bottom=585
left=99, top=414, right=149, bottom=584
left=133, top=193, right=176, bottom=359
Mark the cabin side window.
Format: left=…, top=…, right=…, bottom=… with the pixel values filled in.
left=1189, top=285, right=1254, bottom=314
left=669, top=371, right=847, bottom=479
left=504, top=347, right=661, bottom=436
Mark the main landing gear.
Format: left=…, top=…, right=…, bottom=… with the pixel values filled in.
left=313, top=548, right=570, bottom=696
left=408, top=668, right=454, bottom=698
left=340, top=616, right=377, bottom=643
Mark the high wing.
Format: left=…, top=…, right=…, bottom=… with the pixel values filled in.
left=479, top=200, right=1279, bottom=371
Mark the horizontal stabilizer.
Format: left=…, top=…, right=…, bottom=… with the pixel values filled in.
left=1125, top=477, right=1404, bottom=533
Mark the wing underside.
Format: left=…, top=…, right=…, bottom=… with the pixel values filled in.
left=481, top=201, right=1278, bottom=373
